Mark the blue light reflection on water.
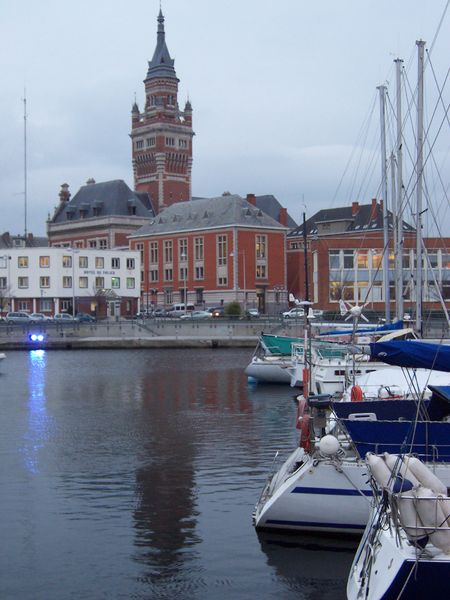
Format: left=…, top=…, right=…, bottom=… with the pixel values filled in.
left=24, top=350, right=48, bottom=474
left=0, top=349, right=354, bottom=600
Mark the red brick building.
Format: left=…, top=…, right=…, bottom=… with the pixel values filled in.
left=287, top=199, right=450, bottom=314
left=129, top=194, right=288, bottom=314
left=130, top=9, right=193, bottom=212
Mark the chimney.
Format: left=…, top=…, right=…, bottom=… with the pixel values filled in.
left=59, top=183, right=71, bottom=204
left=279, top=207, right=287, bottom=226
left=246, top=193, right=256, bottom=206
left=371, top=198, right=378, bottom=220
left=351, top=201, right=359, bottom=216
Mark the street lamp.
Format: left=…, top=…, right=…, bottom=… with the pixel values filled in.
left=230, top=250, right=247, bottom=312
left=181, top=252, right=187, bottom=314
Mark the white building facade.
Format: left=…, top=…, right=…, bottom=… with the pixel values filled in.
left=0, top=248, right=140, bottom=318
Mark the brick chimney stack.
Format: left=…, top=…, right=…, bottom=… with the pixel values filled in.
left=279, top=207, right=287, bottom=226
left=59, top=183, right=71, bottom=204
left=246, top=193, right=256, bottom=206
left=351, top=201, right=359, bottom=216
left=371, top=198, right=378, bottom=219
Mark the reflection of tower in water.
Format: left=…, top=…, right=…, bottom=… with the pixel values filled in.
left=133, top=368, right=200, bottom=583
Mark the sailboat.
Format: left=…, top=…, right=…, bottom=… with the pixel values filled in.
left=347, top=453, right=450, bottom=600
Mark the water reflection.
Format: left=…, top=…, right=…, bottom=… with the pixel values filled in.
left=257, top=530, right=357, bottom=599
left=24, top=350, right=49, bottom=474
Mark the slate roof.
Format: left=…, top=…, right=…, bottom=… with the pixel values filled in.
left=50, top=180, right=155, bottom=224
left=287, top=202, right=415, bottom=237
left=146, top=10, right=177, bottom=81
left=130, top=195, right=288, bottom=238
left=0, top=232, right=48, bottom=248
left=255, top=195, right=297, bottom=228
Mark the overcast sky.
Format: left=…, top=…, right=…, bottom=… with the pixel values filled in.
left=1, top=0, right=448, bottom=237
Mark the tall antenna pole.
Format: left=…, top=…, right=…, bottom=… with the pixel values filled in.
left=395, top=58, right=404, bottom=320
left=23, top=91, right=28, bottom=239
left=378, top=84, right=390, bottom=322
left=415, top=40, right=426, bottom=336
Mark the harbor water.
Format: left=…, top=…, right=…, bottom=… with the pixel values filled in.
left=0, top=348, right=356, bottom=599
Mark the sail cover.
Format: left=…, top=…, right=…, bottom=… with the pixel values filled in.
left=319, top=319, right=404, bottom=337
left=369, top=340, right=450, bottom=372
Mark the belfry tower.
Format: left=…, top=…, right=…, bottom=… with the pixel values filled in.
left=131, top=10, right=194, bottom=213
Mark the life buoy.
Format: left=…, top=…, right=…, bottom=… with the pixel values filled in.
left=350, top=385, right=363, bottom=402
left=299, top=413, right=311, bottom=451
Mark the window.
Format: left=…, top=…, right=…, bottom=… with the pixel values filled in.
left=0, top=256, right=10, bottom=268
left=79, top=256, right=88, bottom=268
left=427, top=251, right=439, bottom=269
left=40, top=299, right=52, bottom=311
left=89, top=240, right=97, bottom=248
left=18, top=256, right=28, bottom=268
left=99, top=239, right=107, bottom=249
left=0, top=277, right=6, bottom=289
left=218, top=276, right=228, bottom=286
left=150, top=269, right=158, bottom=282
left=95, top=277, right=104, bottom=288
left=343, top=250, right=354, bottom=269
left=136, top=139, right=144, bottom=149
left=18, top=301, right=29, bottom=311
left=194, top=237, right=204, bottom=261
left=329, top=250, right=340, bottom=269
left=95, top=257, right=104, bottom=269
left=164, top=268, right=173, bottom=282
left=196, top=289, right=203, bottom=304
left=256, top=265, right=267, bottom=279
left=62, top=255, right=72, bottom=268
left=146, top=137, right=156, bottom=147
left=217, top=235, right=227, bottom=266
left=372, top=251, right=382, bottom=270
left=165, top=137, right=175, bottom=146
left=111, top=277, right=120, bottom=289
left=179, top=266, right=188, bottom=281
left=164, top=241, right=173, bottom=263
left=136, top=243, right=144, bottom=265
left=150, top=242, right=158, bottom=264
left=126, top=258, right=135, bottom=269
left=164, top=289, right=173, bottom=305
left=62, top=276, right=72, bottom=288
left=40, top=276, right=50, bottom=288
left=179, top=239, right=188, bottom=261
left=126, top=277, right=135, bottom=289
left=195, top=266, right=204, bottom=280
left=256, top=235, right=267, bottom=259
left=79, top=277, right=88, bottom=288
left=40, top=256, right=50, bottom=268
left=111, top=258, right=120, bottom=269
left=75, top=241, right=83, bottom=248
left=60, top=300, right=71, bottom=311
left=356, top=251, right=369, bottom=269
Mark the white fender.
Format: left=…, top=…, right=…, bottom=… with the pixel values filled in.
left=415, top=486, right=450, bottom=553
left=383, top=453, right=420, bottom=488
left=367, top=453, right=393, bottom=488
left=405, top=456, right=447, bottom=496
left=398, top=491, right=427, bottom=541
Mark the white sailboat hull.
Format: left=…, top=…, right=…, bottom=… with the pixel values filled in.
left=245, top=356, right=293, bottom=384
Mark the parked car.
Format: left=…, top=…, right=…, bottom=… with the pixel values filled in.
left=5, top=311, right=35, bottom=324
left=282, top=307, right=305, bottom=319
left=76, top=312, right=96, bottom=322
left=54, top=313, right=75, bottom=322
left=245, top=308, right=260, bottom=319
left=167, top=303, right=195, bottom=317
left=180, top=310, right=211, bottom=320
left=152, top=308, right=168, bottom=318
left=30, top=312, right=52, bottom=321
left=210, top=307, right=225, bottom=318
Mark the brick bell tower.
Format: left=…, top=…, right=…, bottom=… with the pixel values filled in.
left=131, top=9, right=194, bottom=213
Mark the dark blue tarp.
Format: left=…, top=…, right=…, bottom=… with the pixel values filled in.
left=319, top=320, right=404, bottom=337
left=369, top=340, right=450, bottom=373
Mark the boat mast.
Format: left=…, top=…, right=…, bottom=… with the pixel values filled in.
left=394, top=58, right=404, bottom=321
left=378, top=84, right=390, bottom=322
left=23, top=92, right=28, bottom=239
left=302, top=212, right=309, bottom=302
left=415, top=40, right=426, bottom=336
